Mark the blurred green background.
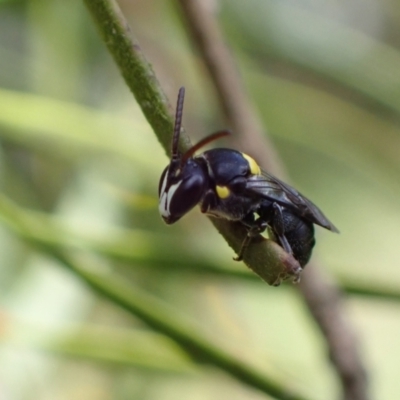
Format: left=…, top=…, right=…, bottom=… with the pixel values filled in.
left=0, top=0, right=400, bottom=399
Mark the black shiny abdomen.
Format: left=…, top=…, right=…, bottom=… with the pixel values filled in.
left=281, top=210, right=315, bottom=267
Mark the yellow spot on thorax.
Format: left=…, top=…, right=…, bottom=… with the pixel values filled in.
left=216, top=185, right=230, bottom=199
left=242, top=153, right=261, bottom=175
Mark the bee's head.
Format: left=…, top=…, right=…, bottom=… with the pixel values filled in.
left=158, top=87, right=229, bottom=224
left=158, top=157, right=207, bottom=224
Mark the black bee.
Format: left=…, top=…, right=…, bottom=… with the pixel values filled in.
left=158, top=87, right=338, bottom=267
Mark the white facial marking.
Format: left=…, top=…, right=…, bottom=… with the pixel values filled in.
left=159, top=192, right=169, bottom=217
left=158, top=176, right=182, bottom=218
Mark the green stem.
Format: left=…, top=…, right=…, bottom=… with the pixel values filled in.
left=82, top=0, right=188, bottom=154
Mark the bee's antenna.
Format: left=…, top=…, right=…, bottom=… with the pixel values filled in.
left=172, top=87, right=185, bottom=160
left=181, top=130, right=231, bottom=165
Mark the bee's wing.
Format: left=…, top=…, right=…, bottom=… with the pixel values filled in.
left=246, top=170, right=339, bottom=232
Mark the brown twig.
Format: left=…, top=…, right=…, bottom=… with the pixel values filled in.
left=176, top=1, right=369, bottom=399
left=299, top=264, right=368, bottom=400
left=176, top=0, right=285, bottom=175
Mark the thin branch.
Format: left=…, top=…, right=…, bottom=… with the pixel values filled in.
left=83, top=0, right=182, bottom=154
left=83, top=0, right=300, bottom=286
left=0, top=194, right=310, bottom=400
left=175, top=1, right=369, bottom=400
left=298, top=265, right=368, bottom=400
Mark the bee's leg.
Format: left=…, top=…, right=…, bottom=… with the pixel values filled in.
left=271, top=203, right=293, bottom=255
left=233, top=235, right=252, bottom=262
left=234, top=214, right=268, bottom=261
left=200, top=189, right=218, bottom=213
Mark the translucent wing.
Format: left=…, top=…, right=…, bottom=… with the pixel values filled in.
left=246, top=170, right=339, bottom=232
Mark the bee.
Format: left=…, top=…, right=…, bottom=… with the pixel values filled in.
left=158, top=87, right=338, bottom=268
